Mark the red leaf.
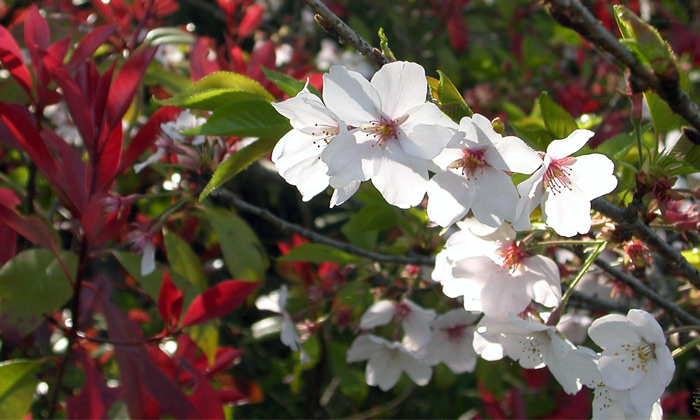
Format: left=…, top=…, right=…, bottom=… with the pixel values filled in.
left=105, top=47, right=157, bottom=132
left=24, top=5, right=54, bottom=102
left=0, top=204, right=57, bottom=252
left=0, top=26, right=33, bottom=95
left=0, top=224, right=17, bottom=266
left=66, top=23, right=119, bottom=74
left=178, top=358, right=225, bottom=420
left=93, top=122, right=123, bottom=193
left=93, top=63, right=116, bottom=145
left=41, top=129, right=88, bottom=215
left=181, top=280, right=258, bottom=327
left=117, top=106, right=180, bottom=176
left=158, top=271, right=184, bottom=328
left=101, top=292, right=203, bottom=419
left=66, top=348, right=118, bottom=419
left=190, top=37, right=220, bottom=81
left=446, top=14, right=468, bottom=53
left=238, top=4, right=265, bottom=38
left=0, top=102, right=57, bottom=180
left=47, top=36, right=72, bottom=65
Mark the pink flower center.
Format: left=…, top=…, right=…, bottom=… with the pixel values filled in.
left=394, top=302, right=411, bottom=320
left=541, top=154, right=575, bottom=194
left=449, top=148, right=488, bottom=178
left=364, top=115, right=407, bottom=146
left=499, top=242, right=527, bottom=272
left=445, top=324, right=466, bottom=340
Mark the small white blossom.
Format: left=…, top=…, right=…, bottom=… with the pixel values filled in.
left=588, top=309, right=674, bottom=409
left=346, top=334, right=432, bottom=391
left=255, top=285, right=310, bottom=363
left=417, top=309, right=480, bottom=373
left=427, top=114, right=541, bottom=228
left=512, top=129, right=618, bottom=237
left=359, top=299, right=436, bottom=351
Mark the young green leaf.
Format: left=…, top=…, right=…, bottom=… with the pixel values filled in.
left=538, top=92, right=578, bottom=139
left=198, top=137, right=277, bottom=202
left=0, top=360, right=41, bottom=419
left=260, top=67, right=321, bottom=98
left=182, top=98, right=291, bottom=139
left=156, top=71, right=274, bottom=110
left=164, top=229, right=208, bottom=292
left=430, top=70, right=473, bottom=122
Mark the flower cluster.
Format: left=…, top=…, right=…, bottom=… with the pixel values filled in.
left=272, top=61, right=618, bottom=236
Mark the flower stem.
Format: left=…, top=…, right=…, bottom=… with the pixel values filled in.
left=671, top=336, right=700, bottom=358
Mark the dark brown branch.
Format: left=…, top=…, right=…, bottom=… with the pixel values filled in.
left=543, top=0, right=700, bottom=133
left=300, top=0, right=389, bottom=68
left=594, top=257, right=700, bottom=326
left=211, top=189, right=435, bottom=266
left=592, top=198, right=700, bottom=290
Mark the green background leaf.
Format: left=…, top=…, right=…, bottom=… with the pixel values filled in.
left=0, top=359, right=41, bottom=419
left=182, top=98, right=291, bottom=139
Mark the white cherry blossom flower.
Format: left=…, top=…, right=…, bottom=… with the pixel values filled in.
left=271, top=86, right=354, bottom=202
left=565, top=345, right=663, bottom=420
left=512, top=129, right=618, bottom=237
left=360, top=299, right=436, bottom=351
left=417, top=309, right=480, bottom=373
left=587, top=309, right=674, bottom=409
left=435, top=220, right=561, bottom=317
left=346, top=334, right=432, bottom=391
left=473, top=314, right=582, bottom=394
left=321, top=61, right=457, bottom=208
left=427, top=114, right=541, bottom=227
left=255, top=285, right=310, bottom=363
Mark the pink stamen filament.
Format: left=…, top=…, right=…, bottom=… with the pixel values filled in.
left=363, top=115, right=407, bottom=146
left=449, top=148, right=488, bottom=178
left=543, top=156, right=575, bottom=194
left=500, top=242, right=528, bottom=272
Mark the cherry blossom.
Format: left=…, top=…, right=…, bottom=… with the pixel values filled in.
left=417, top=309, right=480, bottom=373
left=427, top=113, right=541, bottom=227
left=473, top=315, right=582, bottom=394
left=512, top=129, right=618, bottom=237
left=255, top=285, right=310, bottom=363
left=346, top=334, right=432, bottom=391
left=321, top=61, right=457, bottom=208
left=434, top=220, right=561, bottom=317
left=359, top=299, right=436, bottom=351
left=587, top=309, right=674, bottom=409
left=271, top=86, right=354, bottom=202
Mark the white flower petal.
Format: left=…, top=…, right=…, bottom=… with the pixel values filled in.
left=492, top=135, right=542, bottom=174
left=426, top=170, right=474, bottom=228
left=347, top=334, right=383, bottom=362
left=370, top=141, right=429, bottom=208
left=330, top=181, right=360, bottom=208
left=323, top=130, right=379, bottom=188
left=546, top=129, right=594, bottom=159
left=398, top=103, right=455, bottom=159
left=140, top=243, right=156, bottom=276
left=360, top=300, right=396, bottom=329
left=323, top=65, right=380, bottom=126
left=567, top=154, right=618, bottom=200
left=370, top=61, right=427, bottom=118
left=541, top=184, right=592, bottom=236
left=470, top=168, right=519, bottom=226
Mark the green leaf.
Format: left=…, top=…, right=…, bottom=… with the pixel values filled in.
left=0, top=249, right=77, bottom=341
left=144, top=27, right=195, bottom=46
left=156, top=71, right=274, bottom=110
left=182, top=98, right=291, bottom=139
left=260, top=67, right=321, bottom=98
left=201, top=207, right=268, bottom=281
left=328, top=342, right=368, bottom=404
left=429, top=70, right=472, bottom=122
left=0, top=359, right=41, bottom=419
left=669, top=136, right=700, bottom=171
left=341, top=205, right=400, bottom=233
left=277, top=243, right=360, bottom=265
left=590, top=132, right=636, bottom=160
left=538, top=92, right=578, bottom=139
left=644, top=91, right=682, bottom=133
left=198, top=137, right=277, bottom=202
left=164, top=229, right=207, bottom=292
left=143, top=68, right=198, bottom=97
left=185, top=321, right=219, bottom=366
left=614, top=5, right=677, bottom=77
left=681, top=249, right=700, bottom=269
left=378, top=27, right=396, bottom=61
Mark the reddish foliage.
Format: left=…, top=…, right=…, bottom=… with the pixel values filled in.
left=181, top=280, right=258, bottom=327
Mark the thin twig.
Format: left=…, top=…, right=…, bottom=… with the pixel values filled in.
left=593, top=257, right=700, bottom=326
left=300, top=0, right=389, bottom=67
left=211, top=189, right=435, bottom=266
left=592, top=198, right=700, bottom=290
left=543, top=0, right=700, bottom=133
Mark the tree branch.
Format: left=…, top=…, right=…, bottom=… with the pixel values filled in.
left=543, top=0, right=700, bottom=133
left=592, top=198, right=700, bottom=290
left=594, top=257, right=700, bottom=326
left=211, top=189, right=435, bottom=266
left=300, top=0, right=389, bottom=67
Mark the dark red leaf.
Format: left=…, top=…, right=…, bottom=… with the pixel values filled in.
left=66, top=347, right=118, bottom=419
left=158, top=270, right=184, bottom=328
left=190, top=37, right=220, bottom=81
left=177, top=358, right=225, bottom=420
left=47, top=36, right=72, bottom=64
left=66, top=24, right=119, bottom=74
left=0, top=26, right=33, bottom=95
left=181, top=280, right=258, bottom=328
left=117, top=106, right=180, bottom=176
left=105, top=47, right=157, bottom=132
left=0, top=204, right=57, bottom=252
left=0, top=224, right=17, bottom=266
left=24, top=5, right=54, bottom=103
left=41, top=129, right=88, bottom=215
left=93, top=63, right=116, bottom=145
left=446, top=15, right=468, bottom=53
left=238, top=4, right=265, bottom=38
left=93, top=123, right=123, bottom=193
left=0, top=102, right=57, bottom=180
left=102, top=292, right=203, bottom=419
